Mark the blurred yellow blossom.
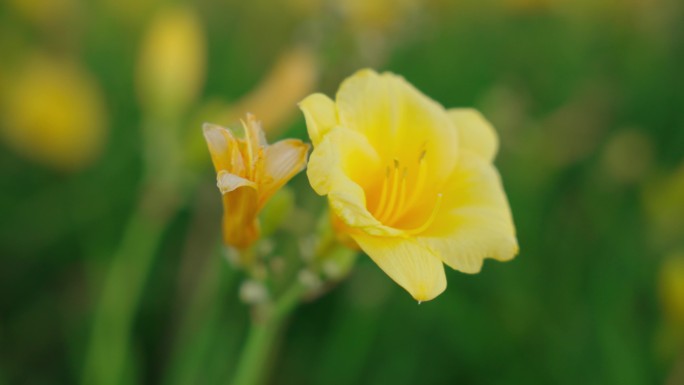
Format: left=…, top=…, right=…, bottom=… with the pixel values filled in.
left=101, top=0, right=159, bottom=26
left=503, top=0, right=552, bottom=11
left=660, top=251, right=684, bottom=327
left=136, top=5, right=206, bottom=115
left=185, top=47, right=316, bottom=171
left=7, top=0, right=77, bottom=28
left=300, top=69, right=518, bottom=301
left=336, top=0, right=420, bottom=32
left=286, top=0, right=324, bottom=16
left=204, top=114, right=309, bottom=250
left=1, top=55, right=107, bottom=171
left=227, top=47, right=318, bottom=135
left=643, top=164, right=684, bottom=249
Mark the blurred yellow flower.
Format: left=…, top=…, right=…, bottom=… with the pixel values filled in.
left=1, top=55, right=108, bottom=171
left=227, top=47, right=318, bottom=136
left=643, top=164, right=684, bottom=249
left=7, top=0, right=76, bottom=28
left=336, top=0, right=419, bottom=31
left=136, top=5, right=206, bottom=115
left=184, top=47, right=317, bottom=170
left=204, top=114, right=309, bottom=250
left=660, top=251, right=684, bottom=327
left=300, top=69, right=518, bottom=301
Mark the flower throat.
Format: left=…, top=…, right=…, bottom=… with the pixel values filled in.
left=371, top=149, right=442, bottom=234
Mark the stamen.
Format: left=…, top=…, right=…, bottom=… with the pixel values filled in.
left=405, top=193, right=443, bottom=235
left=241, top=118, right=255, bottom=179
left=376, top=160, right=401, bottom=222
left=403, top=152, right=428, bottom=211
left=373, top=166, right=392, bottom=219
left=419, top=148, right=427, bottom=161
left=384, top=167, right=408, bottom=225
left=373, top=148, right=434, bottom=227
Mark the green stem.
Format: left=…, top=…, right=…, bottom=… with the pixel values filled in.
left=164, top=244, right=236, bottom=385
left=82, top=114, right=183, bottom=385
left=231, top=283, right=306, bottom=385
left=81, top=196, right=173, bottom=385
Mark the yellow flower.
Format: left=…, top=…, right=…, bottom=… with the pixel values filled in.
left=300, top=69, right=518, bottom=301
left=204, top=114, right=309, bottom=250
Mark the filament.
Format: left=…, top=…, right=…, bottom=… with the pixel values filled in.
left=375, top=161, right=401, bottom=222
left=372, top=149, right=436, bottom=230
left=404, top=193, right=443, bottom=235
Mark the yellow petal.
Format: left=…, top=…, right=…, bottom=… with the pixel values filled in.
left=222, top=185, right=260, bottom=249
left=298, top=93, right=337, bottom=146
left=448, top=108, right=499, bottom=162
left=307, top=126, right=401, bottom=237
left=418, top=150, right=518, bottom=273
left=336, top=69, right=458, bottom=184
left=307, top=127, right=379, bottom=196
left=259, top=138, right=310, bottom=208
left=352, top=232, right=447, bottom=301
left=216, top=169, right=260, bottom=249
left=240, top=114, right=267, bottom=180
left=203, top=123, right=244, bottom=175
left=243, top=113, right=267, bottom=147
left=216, top=170, right=256, bottom=193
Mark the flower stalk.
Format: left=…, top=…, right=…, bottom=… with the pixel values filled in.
left=82, top=183, right=180, bottom=385
left=231, top=282, right=306, bottom=385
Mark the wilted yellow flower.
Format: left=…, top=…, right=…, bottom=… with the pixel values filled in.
left=1, top=55, right=108, bottom=171
left=300, top=69, right=518, bottom=301
left=204, top=114, right=309, bottom=250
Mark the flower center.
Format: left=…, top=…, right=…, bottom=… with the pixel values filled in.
left=370, top=150, right=442, bottom=234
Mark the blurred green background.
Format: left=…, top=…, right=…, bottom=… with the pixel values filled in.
left=1, top=0, right=684, bottom=384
